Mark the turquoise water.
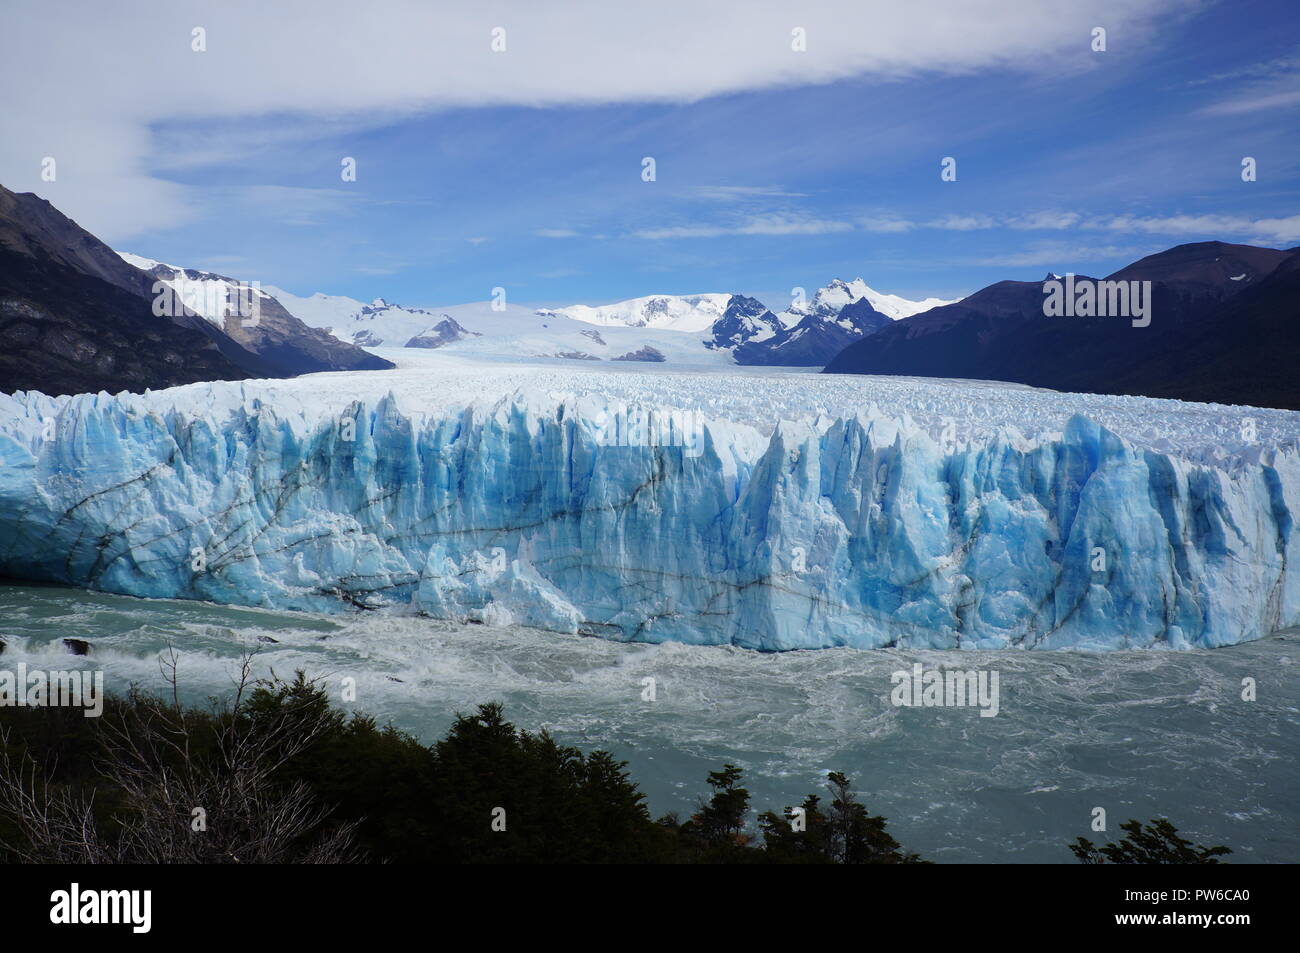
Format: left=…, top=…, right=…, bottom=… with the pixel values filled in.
left=1, top=581, right=1295, bottom=863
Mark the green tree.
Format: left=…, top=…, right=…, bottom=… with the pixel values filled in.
left=758, top=793, right=832, bottom=863
left=697, top=764, right=751, bottom=847
left=670, top=763, right=755, bottom=861
left=824, top=772, right=925, bottom=863
left=1070, top=818, right=1231, bottom=864
left=424, top=702, right=671, bottom=862
left=757, top=772, right=924, bottom=863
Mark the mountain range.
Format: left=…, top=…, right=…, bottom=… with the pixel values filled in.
left=2, top=184, right=1295, bottom=410
left=824, top=240, right=1300, bottom=410
left=266, top=281, right=947, bottom=367
left=118, top=253, right=391, bottom=376
left=536, top=293, right=732, bottom=332
left=0, top=184, right=389, bottom=396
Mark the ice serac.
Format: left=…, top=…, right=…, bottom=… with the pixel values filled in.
left=0, top=388, right=1295, bottom=650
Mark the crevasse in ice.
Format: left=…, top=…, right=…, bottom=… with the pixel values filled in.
left=0, top=386, right=1295, bottom=650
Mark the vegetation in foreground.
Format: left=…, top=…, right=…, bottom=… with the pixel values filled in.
left=0, top=664, right=1231, bottom=864
left=1071, top=819, right=1231, bottom=865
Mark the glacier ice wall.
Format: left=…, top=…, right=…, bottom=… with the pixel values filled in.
left=0, top=388, right=1296, bottom=650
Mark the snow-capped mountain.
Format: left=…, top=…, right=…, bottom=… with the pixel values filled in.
left=780, top=278, right=955, bottom=327
left=536, top=293, right=731, bottom=333
left=0, top=185, right=282, bottom=395
left=539, top=283, right=950, bottom=367
left=259, top=287, right=368, bottom=332
left=405, top=316, right=480, bottom=349
left=115, top=253, right=390, bottom=374
left=722, top=282, right=933, bottom=366
left=270, top=288, right=737, bottom=366
left=118, top=252, right=274, bottom=325
left=265, top=279, right=956, bottom=368
left=263, top=286, right=441, bottom=348
left=704, top=295, right=783, bottom=351
left=699, top=278, right=958, bottom=366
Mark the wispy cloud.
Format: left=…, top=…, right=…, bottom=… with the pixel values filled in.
left=219, top=185, right=360, bottom=227
left=634, top=208, right=1300, bottom=243
left=1188, top=48, right=1300, bottom=86
left=195, top=254, right=249, bottom=272
left=693, top=185, right=807, bottom=201
left=1197, top=48, right=1300, bottom=115
left=0, top=0, right=1185, bottom=238
left=1202, top=80, right=1300, bottom=115
left=926, top=214, right=997, bottom=231
left=535, top=228, right=580, bottom=238
left=969, top=242, right=1152, bottom=268
left=1007, top=210, right=1082, bottom=230
left=858, top=215, right=916, bottom=233
left=1083, top=213, right=1300, bottom=243
left=837, top=209, right=1300, bottom=243
left=634, top=214, right=852, bottom=239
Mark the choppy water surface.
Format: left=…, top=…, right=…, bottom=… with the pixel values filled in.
left=1, top=581, right=1295, bottom=863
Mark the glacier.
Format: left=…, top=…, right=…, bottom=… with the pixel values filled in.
left=0, top=356, right=1297, bottom=651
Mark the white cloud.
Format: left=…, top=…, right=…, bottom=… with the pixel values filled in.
left=635, top=214, right=852, bottom=239
left=858, top=215, right=916, bottom=233
left=1202, top=81, right=1300, bottom=116
left=0, top=0, right=1183, bottom=239
left=221, top=185, right=360, bottom=226
left=535, top=228, right=580, bottom=238
left=927, top=214, right=997, bottom=231
left=1085, top=213, right=1300, bottom=244
left=1196, top=48, right=1300, bottom=115
left=970, top=242, right=1152, bottom=268
left=632, top=207, right=1300, bottom=244
left=1189, top=49, right=1300, bottom=86
left=693, top=185, right=807, bottom=201
left=1007, top=210, right=1081, bottom=230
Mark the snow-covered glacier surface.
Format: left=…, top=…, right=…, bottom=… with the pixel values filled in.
left=1, top=352, right=1297, bottom=651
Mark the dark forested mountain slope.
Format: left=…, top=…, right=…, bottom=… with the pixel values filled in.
left=824, top=242, right=1299, bottom=410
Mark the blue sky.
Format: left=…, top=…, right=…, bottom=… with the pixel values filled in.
left=3, top=0, right=1298, bottom=309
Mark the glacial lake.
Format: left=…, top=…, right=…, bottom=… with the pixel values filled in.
left=1, top=580, right=1295, bottom=863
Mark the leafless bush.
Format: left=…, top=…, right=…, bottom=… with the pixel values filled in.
left=0, top=646, right=360, bottom=863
